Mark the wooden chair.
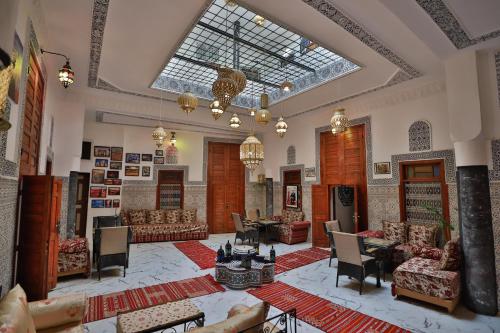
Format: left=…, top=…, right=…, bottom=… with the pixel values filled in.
left=323, top=220, right=341, bottom=267
left=94, top=226, right=131, bottom=280
left=232, top=213, right=259, bottom=245
left=332, top=231, right=381, bottom=295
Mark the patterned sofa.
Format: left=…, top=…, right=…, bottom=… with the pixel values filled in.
left=392, top=239, right=461, bottom=313
left=120, top=209, right=208, bottom=243
left=58, top=237, right=91, bottom=278
left=271, top=210, right=311, bottom=245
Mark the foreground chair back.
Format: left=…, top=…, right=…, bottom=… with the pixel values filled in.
left=94, top=226, right=131, bottom=280
left=323, top=220, right=341, bottom=266
left=245, top=209, right=260, bottom=222
left=232, top=213, right=258, bottom=245
left=332, top=231, right=380, bottom=294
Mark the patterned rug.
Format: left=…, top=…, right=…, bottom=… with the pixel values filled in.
left=174, top=240, right=217, bottom=269
left=248, top=281, right=409, bottom=333
left=83, top=274, right=224, bottom=323
left=274, top=247, right=330, bottom=274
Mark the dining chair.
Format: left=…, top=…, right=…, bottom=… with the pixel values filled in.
left=331, top=231, right=381, bottom=295
left=94, top=226, right=131, bottom=280
left=323, top=220, right=341, bottom=267
left=232, top=213, right=259, bottom=245
left=245, top=209, right=260, bottom=222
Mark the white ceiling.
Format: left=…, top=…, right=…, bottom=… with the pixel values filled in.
left=444, top=0, right=500, bottom=39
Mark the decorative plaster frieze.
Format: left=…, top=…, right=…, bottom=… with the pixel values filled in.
left=496, top=52, right=500, bottom=106
left=88, top=0, right=109, bottom=87
left=415, top=0, right=500, bottom=49
left=408, top=120, right=432, bottom=152
left=490, top=139, right=500, bottom=181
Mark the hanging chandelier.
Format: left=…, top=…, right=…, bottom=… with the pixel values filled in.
left=229, top=113, right=242, bottom=128
left=152, top=126, right=167, bottom=148
left=177, top=91, right=198, bottom=114
left=275, top=116, right=288, bottom=138
left=255, top=93, right=271, bottom=125
left=0, top=50, right=13, bottom=131
left=280, top=80, right=293, bottom=92
left=229, top=69, right=246, bottom=94
left=330, top=108, right=349, bottom=134
left=240, top=134, right=264, bottom=171
left=210, top=99, right=224, bottom=120
left=211, top=67, right=238, bottom=116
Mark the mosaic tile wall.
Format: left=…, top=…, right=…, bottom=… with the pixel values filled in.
left=0, top=179, right=18, bottom=297
left=245, top=184, right=266, bottom=217
left=121, top=185, right=156, bottom=210
left=367, top=186, right=400, bottom=231
left=490, top=182, right=500, bottom=309
left=184, top=185, right=207, bottom=223
left=65, top=172, right=78, bottom=238
left=58, top=177, right=69, bottom=240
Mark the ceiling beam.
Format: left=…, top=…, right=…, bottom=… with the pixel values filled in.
left=197, top=21, right=316, bottom=74
left=173, top=54, right=281, bottom=89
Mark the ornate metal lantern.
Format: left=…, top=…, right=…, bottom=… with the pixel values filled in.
left=255, top=93, right=270, bottom=125
left=210, top=99, right=224, bottom=120
left=330, top=108, right=349, bottom=134
left=280, top=80, right=293, bottom=92
left=240, top=134, right=264, bottom=171
left=58, top=61, right=74, bottom=88
left=177, top=91, right=198, bottom=114
left=152, top=126, right=167, bottom=148
left=229, top=69, right=247, bottom=94
left=229, top=113, right=242, bottom=128
left=0, top=51, right=13, bottom=131
left=275, top=116, right=288, bottom=138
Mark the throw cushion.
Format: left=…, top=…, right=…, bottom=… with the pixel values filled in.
left=128, top=210, right=147, bottom=225
left=439, top=239, right=461, bottom=271
left=147, top=210, right=164, bottom=224
left=190, top=302, right=269, bottom=333
left=59, top=238, right=88, bottom=254
left=408, top=223, right=438, bottom=247
left=120, top=212, right=129, bottom=226
left=282, top=210, right=303, bottom=224
left=165, top=210, right=181, bottom=224
left=181, top=209, right=197, bottom=224
left=383, top=220, right=406, bottom=243
left=0, top=284, right=36, bottom=333
left=28, top=293, right=87, bottom=330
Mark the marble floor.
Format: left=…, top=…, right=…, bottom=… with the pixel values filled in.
left=51, top=234, right=499, bottom=332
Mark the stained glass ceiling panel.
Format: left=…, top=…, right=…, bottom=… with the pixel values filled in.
left=152, top=0, right=360, bottom=108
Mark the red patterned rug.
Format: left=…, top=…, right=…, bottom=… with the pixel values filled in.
left=83, top=274, right=224, bottom=323
left=275, top=247, right=330, bottom=274
left=248, top=281, right=409, bottom=333
left=174, top=240, right=217, bottom=269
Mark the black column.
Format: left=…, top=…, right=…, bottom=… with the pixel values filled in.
left=457, top=165, right=498, bottom=315
left=265, top=178, right=273, bottom=218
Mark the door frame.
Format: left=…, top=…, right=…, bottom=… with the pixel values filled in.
left=398, top=159, right=450, bottom=241
left=156, top=170, right=184, bottom=209
left=75, top=172, right=90, bottom=238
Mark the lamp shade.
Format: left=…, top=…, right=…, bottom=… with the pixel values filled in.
left=152, top=126, right=167, bottom=148
left=275, top=116, right=288, bottom=138
left=240, top=135, right=264, bottom=170
left=58, top=61, right=74, bottom=88
left=229, top=113, right=242, bottom=128
left=330, top=108, right=348, bottom=134
left=177, top=91, right=198, bottom=114
left=255, top=93, right=271, bottom=125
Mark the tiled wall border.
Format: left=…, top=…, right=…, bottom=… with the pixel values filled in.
left=415, top=0, right=500, bottom=49
left=490, top=139, right=500, bottom=181
left=496, top=52, right=500, bottom=107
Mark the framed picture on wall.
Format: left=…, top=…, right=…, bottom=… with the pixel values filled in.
left=374, top=162, right=391, bottom=175
left=89, top=186, right=107, bottom=198
left=142, top=166, right=151, bottom=177
left=285, top=185, right=299, bottom=209
left=91, top=199, right=105, bottom=208
left=109, top=161, right=122, bottom=170
left=154, top=157, right=165, bottom=165
left=125, top=165, right=140, bottom=176
left=95, top=158, right=108, bottom=167
left=155, top=149, right=164, bottom=156
left=91, top=169, right=105, bottom=184
left=107, top=170, right=119, bottom=179
left=125, top=153, right=140, bottom=164
left=112, top=179, right=122, bottom=185
left=94, top=146, right=110, bottom=157
left=108, top=187, right=121, bottom=196
left=104, top=199, right=112, bottom=208
left=111, top=147, right=123, bottom=161
left=113, top=199, right=120, bottom=208
left=141, top=154, right=153, bottom=162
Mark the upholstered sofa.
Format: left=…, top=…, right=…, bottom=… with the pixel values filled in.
left=58, top=237, right=90, bottom=278
left=0, top=284, right=87, bottom=332
left=271, top=210, right=311, bottom=245
left=392, top=239, right=461, bottom=313
left=120, top=208, right=208, bottom=243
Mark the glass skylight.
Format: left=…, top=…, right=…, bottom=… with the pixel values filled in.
left=152, top=0, right=360, bottom=108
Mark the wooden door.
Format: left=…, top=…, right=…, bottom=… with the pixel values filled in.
left=353, top=186, right=359, bottom=233
left=75, top=173, right=89, bottom=238
left=48, top=178, right=62, bottom=289
left=156, top=170, right=184, bottom=209
left=207, top=142, right=245, bottom=234
left=17, top=176, right=52, bottom=301
left=20, top=51, right=44, bottom=177
left=312, top=184, right=330, bottom=247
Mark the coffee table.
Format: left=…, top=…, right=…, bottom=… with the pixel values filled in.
left=257, top=219, right=282, bottom=243
left=215, top=259, right=275, bottom=289
left=116, top=299, right=205, bottom=333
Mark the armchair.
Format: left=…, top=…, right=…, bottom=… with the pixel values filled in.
left=58, top=237, right=90, bottom=278
left=332, top=231, right=381, bottom=295
left=232, top=213, right=259, bottom=245
left=271, top=210, right=311, bottom=245
left=94, top=226, right=132, bottom=280
left=323, top=220, right=341, bottom=267
left=93, top=215, right=121, bottom=228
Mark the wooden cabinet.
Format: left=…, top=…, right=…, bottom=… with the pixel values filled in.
left=207, top=142, right=245, bottom=234
left=16, top=176, right=61, bottom=301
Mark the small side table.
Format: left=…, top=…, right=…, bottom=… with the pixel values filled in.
left=215, top=260, right=275, bottom=289
left=257, top=220, right=282, bottom=244
left=362, top=237, right=399, bottom=281
left=117, top=299, right=205, bottom=333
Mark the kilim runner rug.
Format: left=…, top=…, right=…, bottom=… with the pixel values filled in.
left=174, top=240, right=217, bottom=269
left=174, top=240, right=330, bottom=274
left=83, top=274, right=224, bottom=323
left=248, top=281, right=409, bottom=333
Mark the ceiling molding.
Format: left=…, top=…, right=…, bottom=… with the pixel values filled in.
left=88, top=0, right=109, bottom=87
left=302, top=0, right=422, bottom=78
left=496, top=52, right=500, bottom=106
left=415, top=0, right=500, bottom=49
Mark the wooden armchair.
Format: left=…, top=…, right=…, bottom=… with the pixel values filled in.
left=332, top=231, right=381, bottom=295
left=94, top=226, right=132, bottom=280
left=232, top=213, right=259, bottom=245
left=323, top=220, right=341, bottom=267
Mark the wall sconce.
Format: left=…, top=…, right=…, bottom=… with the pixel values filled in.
left=41, top=49, right=74, bottom=88
left=170, top=132, right=176, bottom=146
